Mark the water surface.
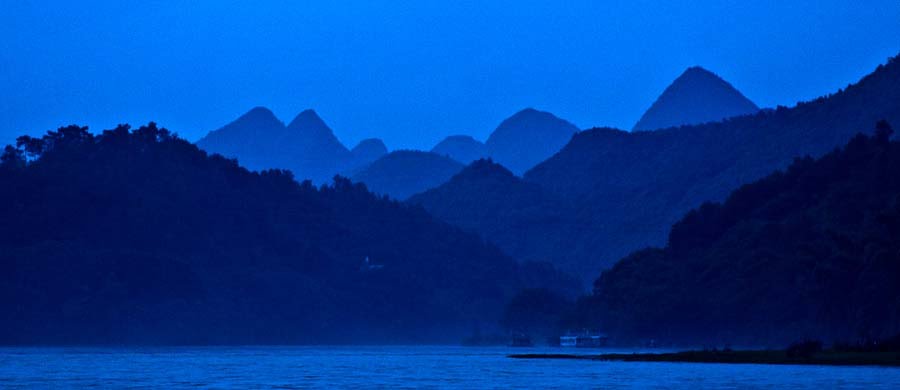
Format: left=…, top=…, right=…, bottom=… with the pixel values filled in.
left=0, top=346, right=897, bottom=388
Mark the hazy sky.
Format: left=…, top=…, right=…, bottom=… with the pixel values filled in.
left=1, top=1, right=899, bottom=150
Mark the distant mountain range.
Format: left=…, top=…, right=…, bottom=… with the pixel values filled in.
left=351, top=108, right=581, bottom=199
left=412, top=55, right=900, bottom=281
left=633, top=66, right=759, bottom=131
left=195, top=105, right=580, bottom=197
left=197, top=108, right=386, bottom=184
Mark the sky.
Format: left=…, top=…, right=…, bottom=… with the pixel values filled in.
left=1, top=1, right=899, bottom=150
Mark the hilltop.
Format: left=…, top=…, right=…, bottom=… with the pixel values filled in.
left=633, top=66, right=759, bottom=131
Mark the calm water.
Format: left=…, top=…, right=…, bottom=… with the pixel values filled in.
left=0, top=346, right=898, bottom=389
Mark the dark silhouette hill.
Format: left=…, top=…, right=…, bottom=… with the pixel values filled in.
left=431, top=135, right=487, bottom=164
left=351, top=151, right=464, bottom=200
left=409, top=159, right=576, bottom=268
left=197, top=108, right=353, bottom=184
left=410, top=55, right=900, bottom=281
left=591, top=123, right=900, bottom=346
left=632, top=66, right=759, bottom=131
left=525, top=55, right=900, bottom=274
left=0, top=124, right=571, bottom=345
left=485, top=108, right=579, bottom=175
left=348, top=138, right=388, bottom=173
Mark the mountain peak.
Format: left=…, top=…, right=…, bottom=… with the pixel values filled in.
left=505, top=107, right=557, bottom=123
left=351, top=138, right=388, bottom=155
left=197, top=106, right=284, bottom=152
left=287, top=109, right=328, bottom=130
left=485, top=108, right=579, bottom=174
left=683, top=65, right=714, bottom=75
left=632, top=67, right=759, bottom=131
left=431, top=135, right=487, bottom=164
left=453, top=158, right=517, bottom=181
left=231, top=106, right=283, bottom=128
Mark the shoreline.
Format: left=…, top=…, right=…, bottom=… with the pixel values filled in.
left=509, top=350, right=900, bottom=367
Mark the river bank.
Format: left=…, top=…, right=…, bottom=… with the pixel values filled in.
left=509, top=349, right=900, bottom=367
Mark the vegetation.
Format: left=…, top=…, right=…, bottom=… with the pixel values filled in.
left=500, top=288, right=573, bottom=339
left=412, top=55, right=900, bottom=281
left=0, top=123, right=570, bottom=345
left=589, top=123, right=900, bottom=346
left=510, top=348, right=900, bottom=367
left=409, top=160, right=580, bottom=272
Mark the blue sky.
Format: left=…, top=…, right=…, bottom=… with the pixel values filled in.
left=1, top=1, right=898, bottom=150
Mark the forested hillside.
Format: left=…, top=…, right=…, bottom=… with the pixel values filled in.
left=412, top=55, right=900, bottom=280
left=591, top=123, right=900, bottom=346
left=409, top=159, right=576, bottom=268
left=0, top=124, right=569, bottom=344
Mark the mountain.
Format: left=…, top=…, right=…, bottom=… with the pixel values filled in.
left=591, top=124, right=900, bottom=346
left=282, top=109, right=352, bottom=182
left=194, top=107, right=286, bottom=170
left=632, top=66, right=760, bottom=131
left=409, top=55, right=900, bottom=280
left=407, top=159, right=584, bottom=275
left=525, top=55, right=900, bottom=272
left=351, top=151, right=464, bottom=200
left=485, top=108, right=579, bottom=175
left=431, top=135, right=487, bottom=164
left=0, top=124, right=572, bottom=344
left=409, top=159, right=577, bottom=269
left=196, top=108, right=352, bottom=184
left=348, top=138, right=388, bottom=173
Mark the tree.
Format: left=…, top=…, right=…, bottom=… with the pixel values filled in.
left=0, top=145, right=25, bottom=169
left=15, top=135, right=44, bottom=160
left=876, top=120, right=894, bottom=143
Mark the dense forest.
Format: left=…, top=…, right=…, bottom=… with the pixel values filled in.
left=412, top=55, right=900, bottom=281
left=0, top=124, right=572, bottom=345
left=590, top=123, right=900, bottom=346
